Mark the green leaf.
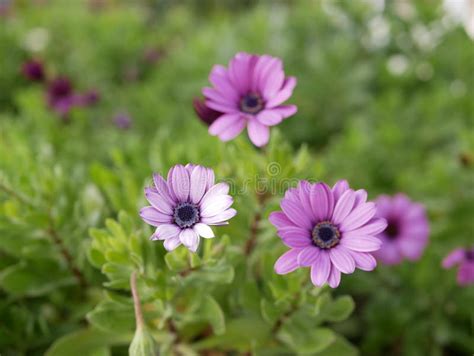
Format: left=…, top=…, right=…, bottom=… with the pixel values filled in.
left=260, top=298, right=281, bottom=324
left=200, top=295, right=226, bottom=335
left=315, top=335, right=358, bottom=356
left=324, top=296, right=355, bottom=322
left=87, top=300, right=135, bottom=333
left=279, top=326, right=336, bottom=355
left=45, top=327, right=131, bottom=356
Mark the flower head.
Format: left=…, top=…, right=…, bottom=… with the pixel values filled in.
left=270, top=180, right=387, bottom=288
left=373, top=194, right=429, bottom=265
left=22, top=59, right=45, bottom=82
left=204, top=52, right=297, bottom=147
left=442, top=247, right=474, bottom=286
left=140, top=164, right=236, bottom=252
left=113, top=113, right=132, bottom=130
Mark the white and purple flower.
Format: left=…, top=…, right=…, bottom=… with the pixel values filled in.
left=140, top=164, right=236, bottom=252
left=270, top=180, right=387, bottom=288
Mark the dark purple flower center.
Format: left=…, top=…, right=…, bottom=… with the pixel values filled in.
left=174, top=202, right=200, bottom=228
left=240, top=92, right=264, bottom=114
left=385, top=219, right=399, bottom=239
left=312, top=221, right=340, bottom=249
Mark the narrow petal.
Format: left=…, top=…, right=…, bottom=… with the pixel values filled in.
left=310, top=182, right=334, bottom=222
left=206, top=100, right=239, bottom=114
left=202, top=87, right=236, bottom=106
left=343, top=218, right=387, bottom=235
left=152, top=224, right=180, bottom=240
left=271, top=104, right=297, bottom=118
left=349, top=251, right=377, bottom=271
left=332, top=180, right=349, bottom=202
left=193, top=223, right=215, bottom=239
left=200, top=183, right=230, bottom=207
left=180, top=228, right=200, bottom=252
left=298, top=181, right=314, bottom=220
left=262, top=67, right=285, bottom=98
left=269, top=211, right=295, bottom=229
left=274, top=249, right=301, bottom=274
left=247, top=119, right=270, bottom=147
left=168, top=165, right=190, bottom=203
left=397, top=237, right=426, bottom=261
left=209, top=113, right=243, bottom=136
left=145, top=188, right=173, bottom=215
left=153, top=173, right=176, bottom=205
left=201, top=208, right=237, bottom=225
left=340, top=236, right=382, bottom=252
left=200, top=195, right=233, bottom=217
left=374, top=238, right=402, bottom=265
left=256, top=110, right=283, bottom=126
left=189, top=166, right=208, bottom=204
left=209, top=64, right=239, bottom=100
left=327, top=266, right=341, bottom=288
left=340, top=202, right=376, bottom=232
left=457, top=262, right=474, bottom=286
left=278, top=226, right=312, bottom=248
left=205, top=168, right=215, bottom=191
left=353, top=189, right=368, bottom=207
left=332, top=189, right=356, bottom=224
left=163, top=236, right=181, bottom=251
left=218, top=117, right=247, bottom=141
left=281, top=199, right=313, bottom=230
left=266, top=76, right=297, bottom=108
left=298, top=246, right=321, bottom=267
left=310, top=251, right=331, bottom=286
left=329, top=246, right=356, bottom=274
left=140, top=207, right=172, bottom=226
left=442, top=248, right=466, bottom=269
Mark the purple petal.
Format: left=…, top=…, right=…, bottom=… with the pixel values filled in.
left=256, top=110, right=283, bottom=126
left=281, top=198, right=313, bottom=230
left=340, top=202, right=376, bottom=232
left=168, top=165, right=190, bottom=203
left=266, top=76, right=297, bottom=108
left=193, top=223, right=215, bottom=239
left=247, top=119, right=270, bottom=147
left=457, top=261, right=474, bottom=286
left=205, top=168, right=215, bottom=191
left=274, top=249, right=301, bottom=274
left=189, top=166, right=208, bottom=204
left=297, top=246, right=320, bottom=267
left=332, top=189, right=356, bottom=224
left=373, top=238, right=402, bottom=265
left=298, top=181, right=314, bottom=219
left=209, top=113, right=244, bottom=137
left=269, top=211, right=295, bottom=229
left=278, top=226, right=312, bottom=248
left=206, top=100, right=239, bottom=114
left=442, top=248, right=466, bottom=269
left=209, top=64, right=239, bottom=100
left=153, top=173, right=176, bottom=205
left=200, top=183, right=230, bottom=207
left=397, top=237, right=426, bottom=261
left=202, top=87, right=236, bottom=106
left=271, top=104, right=297, bottom=118
left=332, top=180, right=349, bottom=203
left=180, top=228, right=200, bottom=252
left=140, top=207, right=172, bottom=226
left=152, top=224, right=180, bottom=240
left=201, top=208, right=237, bottom=225
left=200, top=195, right=233, bottom=218
left=228, top=52, right=254, bottom=94
left=327, top=266, right=341, bottom=288
left=343, top=218, right=387, bottom=235
left=163, top=236, right=181, bottom=251
left=310, top=182, right=334, bottom=222
left=329, top=246, right=356, bottom=274
left=349, top=251, right=377, bottom=271
left=353, top=189, right=368, bottom=207
left=310, top=251, right=331, bottom=286
left=145, top=188, right=173, bottom=215
left=261, top=66, right=285, bottom=99
left=339, top=236, right=382, bottom=252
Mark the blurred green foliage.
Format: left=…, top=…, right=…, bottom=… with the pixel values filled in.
left=0, top=0, right=473, bottom=355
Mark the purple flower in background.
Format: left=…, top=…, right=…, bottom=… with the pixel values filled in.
left=140, top=164, right=236, bottom=252
left=22, top=59, right=45, bottom=82
left=193, top=97, right=222, bottom=126
left=204, top=52, right=297, bottom=147
left=78, top=89, right=100, bottom=106
left=113, top=113, right=132, bottom=130
left=46, top=77, right=76, bottom=116
left=270, top=180, right=387, bottom=288
left=143, top=47, right=164, bottom=64
left=442, top=248, right=474, bottom=286
left=373, top=194, right=429, bottom=265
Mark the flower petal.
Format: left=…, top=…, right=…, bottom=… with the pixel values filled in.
left=266, top=76, right=297, bottom=108
left=340, top=202, right=376, bottom=232
left=163, top=236, right=181, bottom=251
left=327, top=266, right=341, bottom=288
left=442, top=248, right=466, bottom=269
left=310, top=182, right=334, bottom=222
left=247, top=119, right=270, bottom=147
left=278, top=226, right=312, bottom=248
left=140, top=207, right=172, bottom=226
left=310, top=251, right=331, bottom=286
left=269, top=211, right=295, bottom=229
left=274, top=249, right=301, bottom=274
left=298, top=181, right=314, bottom=220
left=168, top=165, right=190, bottom=203
left=208, top=113, right=245, bottom=139
left=343, top=218, right=388, bottom=235
left=201, top=208, right=237, bottom=225
left=144, top=188, right=174, bottom=215
left=332, top=189, right=355, bottom=224
left=200, top=195, right=233, bottom=217
left=298, top=246, right=321, bottom=267
left=329, top=246, right=356, bottom=274
left=340, top=236, right=382, bottom=252
left=271, top=104, right=297, bottom=118
left=180, top=228, right=200, bottom=252
left=349, top=251, right=377, bottom=271
left=152, top=224, right=180, bottom=240
left=256, top=110, right=283, bottom=126
left=200, top=182, right=230, bottom=207
left=193, top=223, right=215, bottom=239
left=332, top=180, right=349, bottom=203
left=281, top=198, right=313, bottom=230
left=153, top=173, right=176, bottom=205
left=189, top=166, right=208, bottom=204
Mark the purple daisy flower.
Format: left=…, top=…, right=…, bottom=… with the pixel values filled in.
left=140, top=164, right=237, bottom=252
left=22, top=59, right=45, bottom=82
left=442, top=247, right=474, bottom=286
left=373, top=194, right=429, bottom=265
left=193, top=97, right=222, bottom=126
left=270, top=180, right=387, bottom=288
left=204, top=52, right=297, bottom=147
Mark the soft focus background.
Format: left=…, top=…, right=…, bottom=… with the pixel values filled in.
left=0, top=1, right=473, bottom=355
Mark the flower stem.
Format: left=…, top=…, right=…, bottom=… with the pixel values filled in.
left=130, top=271, right=145, bottom=329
